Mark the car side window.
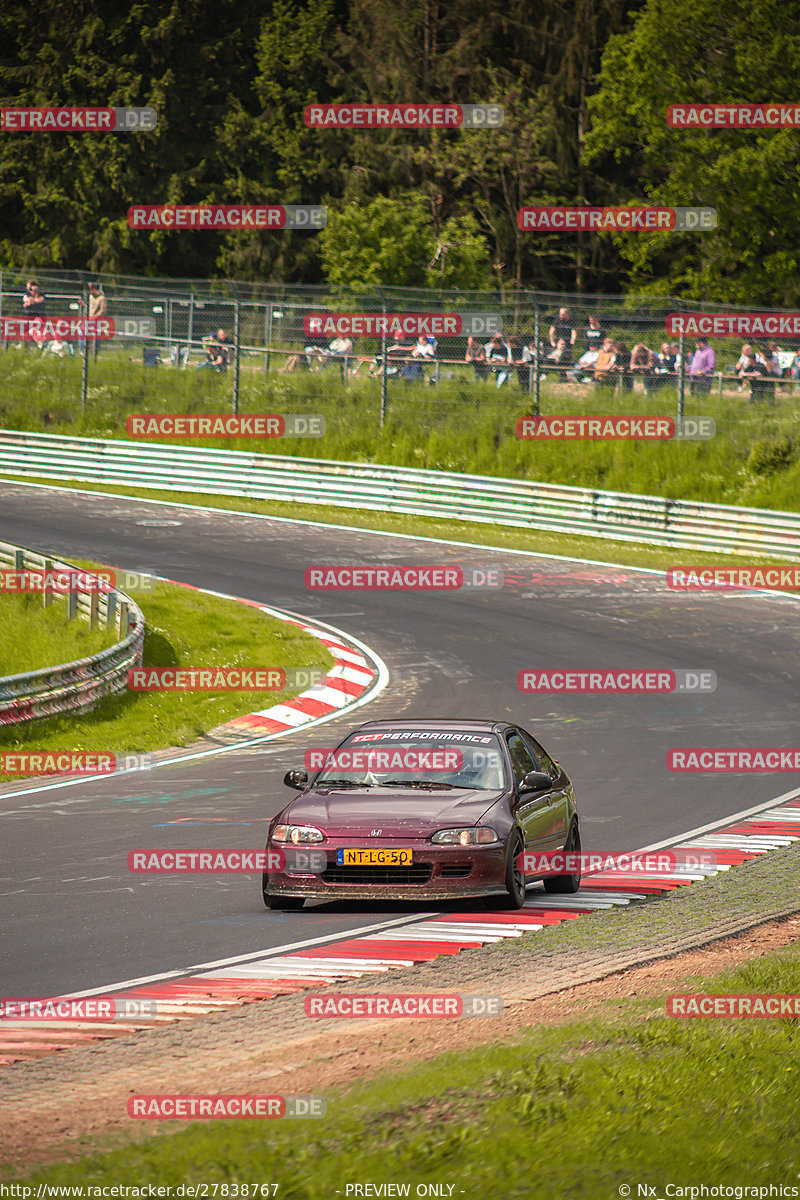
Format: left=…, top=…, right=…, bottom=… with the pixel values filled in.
left=520, top=732, right=558, bottom=780
left=507, top=732, right=537, bottom=787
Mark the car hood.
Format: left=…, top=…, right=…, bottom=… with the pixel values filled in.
left=282, top=788, right=505, bottom=836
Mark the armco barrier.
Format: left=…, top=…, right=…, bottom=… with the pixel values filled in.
left=0, top=429, right=799, bottom=558
left=0, top=540, right=145, bottom=725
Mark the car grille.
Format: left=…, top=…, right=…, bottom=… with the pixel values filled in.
left=439, top=862, right=473, bottom=878
left=322, top=864, right=433, bottom=885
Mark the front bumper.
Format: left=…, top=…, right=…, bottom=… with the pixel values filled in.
left=263, top=839, right=508, bottom=902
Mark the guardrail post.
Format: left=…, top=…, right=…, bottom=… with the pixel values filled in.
left=14, top=549, right=23, bottom=572
left=67, top=590, right=78, bottom=620
left=533, top=307, right=541, bottom=416
left=233, top=299, right=241, bottom=414
left=43, top=558, right=53, bottom=609
left=376, top=285, right=388, bottom=429
left=118, top=600, right=129, bottom=639
left=80, top=329, right=89, bottom=414
left=106, top=592, right=117, bottom=628
left=89, top=589, right=99, bottom=627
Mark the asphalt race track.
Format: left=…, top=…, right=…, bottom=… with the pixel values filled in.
left=2, top=481, right=800, bottom=1000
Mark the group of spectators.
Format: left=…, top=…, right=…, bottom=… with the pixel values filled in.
left=13, top=279, right=107, bottom=358
left=279, top=331, right=437, bottom=381
left=464, top=310, right=682, bottom=392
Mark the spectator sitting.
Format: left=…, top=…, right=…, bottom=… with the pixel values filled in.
left=400, top=335, right=435, bottom=382
left=658, top=342, right=677, bottom=374
left=323, top=334, right=354, bottom=367
left=370, top=332, right=414, bottom=377
left=543, top=337, right=573, bottom=381
left=485, top=332, right=512, bottom=387
left=757, top=341, right=782, bottom=378
left=630, top=342, right=659, bottom=390
left=549, top=306, right=577, bottom=349
left=466, top=335, right=488, bottom=380
left=196, top=332, right=228, bottom=371
left=581, top=313, right=606, bottom=351
left=594, top=337, right=618, bottom=386
left=688, top=336, right=716, bottom=394
left=737, top=346, right=774, bottom=400
left=281, top=335, right=329, bottom=373
left=568, top=348, right=599, bottom=383
left=615, top=341, right=633, bottom=392
left=789, top=349, right=800, bottom=393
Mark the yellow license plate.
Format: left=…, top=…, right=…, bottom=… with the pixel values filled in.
left=337, top=848, right=413, bottom=866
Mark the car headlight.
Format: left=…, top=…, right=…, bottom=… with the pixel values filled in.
left=431, top=826, right=499, bottom=845
left=272, top=824, right=324, bottom=844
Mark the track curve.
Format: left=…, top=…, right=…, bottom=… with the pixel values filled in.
left=2, top=480, right=800, bottom=998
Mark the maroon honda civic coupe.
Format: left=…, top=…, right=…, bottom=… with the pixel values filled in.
left=262, top=718, right=581, bottom=910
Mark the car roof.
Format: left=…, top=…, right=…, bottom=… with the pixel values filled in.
left=354, top=718, right=511, bottom=734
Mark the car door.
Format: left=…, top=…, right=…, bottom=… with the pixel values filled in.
left=519, top=729, right=571, bottom=849
left=506, top=730, right=555, bottom=851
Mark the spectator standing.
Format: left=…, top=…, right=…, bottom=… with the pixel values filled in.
left=549, top=307, right=577, bottom=349
left=688, top=336, right=716, bottom=394
left=87, top=283, right=107, bottom=360
left=23, top=282, right=48, bottom=351
left=466, top=336, right=488, bottom=380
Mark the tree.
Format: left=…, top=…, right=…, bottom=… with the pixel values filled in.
left=584, top=0, right=800, bottom=304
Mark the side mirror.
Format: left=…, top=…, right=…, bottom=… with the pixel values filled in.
left=519, top=770, right=552, bottom=795
left=283, top=769, right=308, bottom=791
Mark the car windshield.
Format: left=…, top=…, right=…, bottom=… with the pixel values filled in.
left=312, top=734, right=506, bottom=791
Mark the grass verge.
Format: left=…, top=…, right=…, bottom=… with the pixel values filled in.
left=0, top=562, right=334, bottom=777
left=18, top=940, right=800, bottom=1194
left=0, top=592, right=118, bottom=676
left=4, top=349, right=800, bottom=509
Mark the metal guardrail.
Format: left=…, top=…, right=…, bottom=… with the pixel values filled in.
left=0, top=429, right=799, bottom=560
left=0, top=539, right=145, bottom=725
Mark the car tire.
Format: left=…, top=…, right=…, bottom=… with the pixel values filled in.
left=543, top=822, right=581, bottom=894
left=486, top=829, right=526, bottom=910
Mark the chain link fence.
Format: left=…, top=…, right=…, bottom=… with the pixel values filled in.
left=2, top=267, right=798, bottom=446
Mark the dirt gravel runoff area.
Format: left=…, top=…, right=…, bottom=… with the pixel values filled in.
left=2, top=842, right=799, bottom=1176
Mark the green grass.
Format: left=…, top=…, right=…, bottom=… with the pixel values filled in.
left=0, top=592, right=118, bottom=676
left=4, top=345, right=800, bottom=511
left=0, top=563, right=334, bottom=775
left=18, top=942, right=800, bottom=1193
